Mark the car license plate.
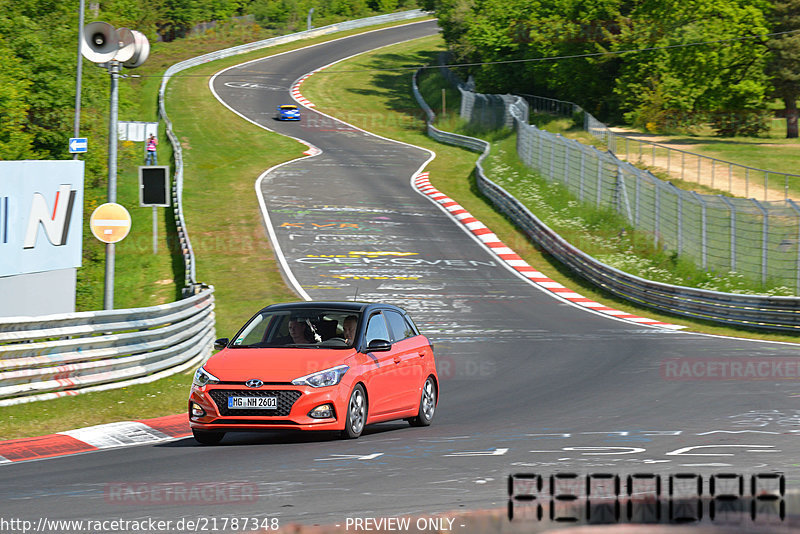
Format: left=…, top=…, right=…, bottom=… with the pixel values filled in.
left=227, top=396, right=277, bottom=409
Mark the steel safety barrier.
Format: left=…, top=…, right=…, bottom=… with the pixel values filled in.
left=413, top=70, right=800, bottom=331
left=0, top=289, right=215, bottom=406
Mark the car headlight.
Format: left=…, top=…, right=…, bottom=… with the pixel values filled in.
left=193, top=366, right=220, bottom=387
left=292, top=365, right=349, bottom=388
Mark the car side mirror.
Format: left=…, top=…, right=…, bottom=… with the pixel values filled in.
left=366, top=339, right=392, bottom=352
left=213, top=338, right=229, bottom=351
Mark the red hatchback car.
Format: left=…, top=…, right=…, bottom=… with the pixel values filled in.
left=189, top=301, right=438, bottom=444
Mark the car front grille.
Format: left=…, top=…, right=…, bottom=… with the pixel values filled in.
left=209, top=389, right=302, bottom=417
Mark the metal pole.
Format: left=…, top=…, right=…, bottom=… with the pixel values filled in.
left=104, top=60, right=120, bottom=310
left=73, top=0, right=85, bottom=161
left=745, top=167, right=750, bottom=198
left=787, top=199, right=800, bottom=293
left=720, top=196, right=737, bottom=273
left=307, top=7, right=314, bottom=31
left=691, top=191, right=707, bottom=269
left=751, top=199, right=768, bottom=286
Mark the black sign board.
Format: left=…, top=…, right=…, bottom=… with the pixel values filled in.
left=139, top=166, right=170, bottom=207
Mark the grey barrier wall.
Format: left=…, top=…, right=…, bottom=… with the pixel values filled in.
left=437, top=68, right=800, bottom=295
left=0, top=12, right=430, bottom=405
left=0, top=289, right=215, bottom=406
left=412, top=70, right=800, bottom=331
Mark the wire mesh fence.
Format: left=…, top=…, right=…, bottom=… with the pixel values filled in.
left=440, top=70, right=800, bottom=293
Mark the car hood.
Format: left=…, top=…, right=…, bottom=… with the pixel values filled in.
left=204, top=347, right=356, bottom=382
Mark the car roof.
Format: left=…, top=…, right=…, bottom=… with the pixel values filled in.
left=257, top=301, right=406, bottom=315
left=280, top=105, right=298, bottom=108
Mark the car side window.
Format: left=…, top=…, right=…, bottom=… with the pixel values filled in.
left=365, top=313, right=390, bottom=344
left=384, top=310, right=415, bottom=342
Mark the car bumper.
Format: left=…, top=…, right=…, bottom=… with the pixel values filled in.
left=188, top=384, right=347, bottom=432
left=279, top=116, right=300, bottom=121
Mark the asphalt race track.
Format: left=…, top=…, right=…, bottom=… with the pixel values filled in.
left=2, top=19, right=799, bottom=531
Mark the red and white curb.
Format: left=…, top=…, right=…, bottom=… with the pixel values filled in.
left=0, top=414, right=190, bottom=464
left=413, top=172, right=685, bottom=330
left=291, top=65, right=329, bottom=108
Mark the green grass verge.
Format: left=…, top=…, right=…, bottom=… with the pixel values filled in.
left=302, top=35, right=800, bottom=344
left=0, top=16, right=433, bottom=441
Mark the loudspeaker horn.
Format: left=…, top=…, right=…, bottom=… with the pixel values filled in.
left=81, top=21, right=119, bottom=63
left=121, top=30, right=150, bottom=69
left=115, top=27, right=136, bottom=63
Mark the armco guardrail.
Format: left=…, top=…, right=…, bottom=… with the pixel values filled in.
left=413, top=70, right=800, bottom=332
left=0, top=289, right=215, bottom=406
left=159, top=9, right=429, bottom=293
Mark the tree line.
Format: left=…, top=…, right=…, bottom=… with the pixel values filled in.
left=425, top=0, right=799, bottom=137
left=0, top=0, right=418, bottom=162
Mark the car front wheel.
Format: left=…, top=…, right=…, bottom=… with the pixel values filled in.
left=341, top=384, right=367, bottom=439
left=192, top=429, right=225, bottom=445
left=409, top=377, right=436, bottom=427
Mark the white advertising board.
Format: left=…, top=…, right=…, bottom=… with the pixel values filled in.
left=0, top=160, right=84, bottom=277
left=118, top=121, right=158, bottom=142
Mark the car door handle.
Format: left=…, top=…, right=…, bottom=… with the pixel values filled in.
left=393, top=356, right=401, bottom=364
left=418, top=352, right=425, bottom=358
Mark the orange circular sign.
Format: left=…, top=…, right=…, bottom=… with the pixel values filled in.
left=90, top=203, right=132, bottom=244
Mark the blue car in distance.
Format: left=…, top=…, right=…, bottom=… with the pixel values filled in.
left=277, top=105, right=301, bottom=121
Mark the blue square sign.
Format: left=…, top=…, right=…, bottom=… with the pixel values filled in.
left=69, top=137, right=88, bottom=153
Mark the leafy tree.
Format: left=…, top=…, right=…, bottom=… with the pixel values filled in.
left=765, top=0, right=800, bottom=138
left=0, top=35, right=37, bottom=159
left=610, top=0, right=771, bottom=135
left=432, top=0, right=627, bottom=119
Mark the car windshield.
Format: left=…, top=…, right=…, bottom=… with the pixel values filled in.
left=281, top=106, right=297, bottom=110
left=231, top=308, right=361, bottom=348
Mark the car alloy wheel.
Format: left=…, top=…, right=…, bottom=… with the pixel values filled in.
left=409, top=377, right=436, bottom=427
left=341, top=384, right=367, bottom=439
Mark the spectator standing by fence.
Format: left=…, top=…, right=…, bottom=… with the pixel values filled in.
left=145, top=134, right=158, bottom=165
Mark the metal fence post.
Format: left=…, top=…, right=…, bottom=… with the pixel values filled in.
left=655, top=184, right=661, bottom=249
left=675, top=184, right=683, bottom=256
left=711, top=159, right=715, bottom=190
left=579, top=150, right=585, bottom=203
left=617, top=167, right=633, bottom=222
left=635, top=170, right=641, bottom=226
left=746, top=167, right=750, bottom=198
left=788, top=199, right=800, bottom=293
left=691, top=191, right=708, bottom=269
left=720, top=196, right=737, bottom=273
left=752, top=199, right=768, bottom=286
left=681, top=151, right=685, bottom=181
left=597, top=153, right=603, bottom=208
